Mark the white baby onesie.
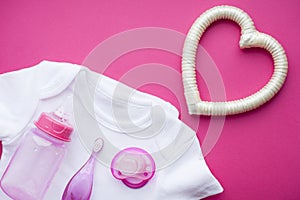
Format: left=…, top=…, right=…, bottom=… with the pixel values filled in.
left=0, top=60, right=223, bottom=200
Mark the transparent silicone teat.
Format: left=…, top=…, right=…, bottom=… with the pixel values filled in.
left=52, top=95, right=73, bottom=124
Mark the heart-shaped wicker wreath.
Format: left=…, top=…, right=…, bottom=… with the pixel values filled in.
left=182, top=5, right=288, bottom=116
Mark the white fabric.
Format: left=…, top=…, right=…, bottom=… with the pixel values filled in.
left=0, top=60, right=223, bottom=200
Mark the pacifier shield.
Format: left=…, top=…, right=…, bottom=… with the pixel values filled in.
left=111, top=147, right=156, bottom=189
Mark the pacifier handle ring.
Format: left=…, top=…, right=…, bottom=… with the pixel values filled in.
left=182, top=5, right=288, bottom=116
left=122, top=179, right=149, bottom=189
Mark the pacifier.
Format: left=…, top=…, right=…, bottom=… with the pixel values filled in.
left=111, top=147, right=156, bottom=189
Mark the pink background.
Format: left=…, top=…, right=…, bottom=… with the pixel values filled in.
left=1, top=0, right=299, bottom=199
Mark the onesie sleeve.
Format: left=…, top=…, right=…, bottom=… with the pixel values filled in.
left=0, top=61, right=81, bottom=143
left=0, top=66, right=40, bottom=143
left=155, top=123, right=223, bottom=199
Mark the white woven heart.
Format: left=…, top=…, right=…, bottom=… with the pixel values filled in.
left=182, top=5, right=288, bottom=116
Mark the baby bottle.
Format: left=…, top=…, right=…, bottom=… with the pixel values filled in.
left=0, top=104, right=73, bottom=200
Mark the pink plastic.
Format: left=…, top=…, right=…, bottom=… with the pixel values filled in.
left=0, top=113, right=73, bottom=200
left=62, top=153, right=95, bottom=200
left=62, top=138, right=104, bottom=200
left=34, top=112, right=73, bottom=142
left=111, top=147, right=155, bottom=189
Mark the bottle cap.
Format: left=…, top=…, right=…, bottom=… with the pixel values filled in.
left=34, top=112, right=73, bottom=142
